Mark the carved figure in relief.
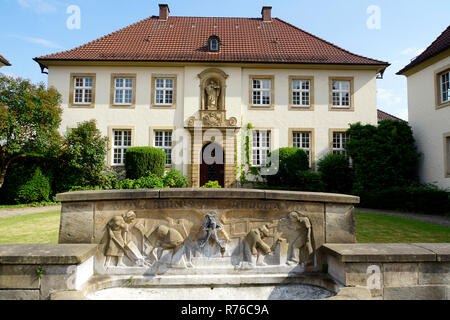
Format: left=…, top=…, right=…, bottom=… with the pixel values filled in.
left=205, top=80, right=220, bottom=110
left=145, top=225, right=185, bottom=262
left=245, top=225, right=272, bottom=265
left=280, top=211, right=313, bottom=266
left=104, top=211, right=151, bottom=268
left=198, top=213, right=230, bottom=255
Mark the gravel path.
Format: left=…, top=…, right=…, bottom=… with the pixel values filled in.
left=357, top=208, right=450, bottom=228
left=0, top=205, right=61, bottom=219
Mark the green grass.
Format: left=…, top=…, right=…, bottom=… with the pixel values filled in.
left=0, top=201, right=60, bottom=209
left=0, top=210, right=448, bottom=244
left=355, top=212, right=450, bottom=243
left=0, top=211, right=60, bottom=244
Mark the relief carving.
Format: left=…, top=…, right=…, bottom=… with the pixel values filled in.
left=101, top=209, right=316, bottom=272
left=278, top=211, right=314, bottom=265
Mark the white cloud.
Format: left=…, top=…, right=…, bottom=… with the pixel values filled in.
left=16, top=0, right=58, bottom=14
left=377, top=88, right=408, bottom=121
left=400, top=47, right=425, bottom=57
left=9, top=35, right=63, bottom=49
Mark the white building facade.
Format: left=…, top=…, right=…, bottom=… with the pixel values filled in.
left=36, top=5, right=388, bottom=187
left=398, top=26, right=450, bottom=190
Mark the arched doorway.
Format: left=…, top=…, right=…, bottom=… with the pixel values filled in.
left=200, top=143, right=225, bottom=187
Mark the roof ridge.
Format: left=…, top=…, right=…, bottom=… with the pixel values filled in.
left=397, top=25, right=450, bottom=75
left=274, top=18, right=388, bottom=65
left=36, top=15, right=156, bottom=59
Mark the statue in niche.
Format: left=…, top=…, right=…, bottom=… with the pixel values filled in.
left=245, top=225, right=272, bottom=266
left=145, top=225, right=185, bottom=263
left=205, top=80, right=221, bottom=110
left=104, top=211, right=151, bottom=268
left=279, top=211, right=313, bottom=266
left=198, top=213, right=230, bottom=256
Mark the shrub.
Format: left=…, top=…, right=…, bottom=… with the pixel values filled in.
left=317, top=153, right=353, bottom=194
left=201, top=181, right=222, bottom=188
left=294, top=171, right=324, bottom=192
left=16, top=167, right=51, bottom=203
left=0, top=158, right=53, bottom=204
left=346, top=120, right=420, bottom=194
left=115, top=173, right=165, bottom=190
left=125, top=147, right=166, bottom=179
left=266, top=148, right=309, bottom=187
left=57, top=120, right=108, bottom=192
left=163, top=170, right=188, bottom=188
left=359, top=186, right=450, bottom=215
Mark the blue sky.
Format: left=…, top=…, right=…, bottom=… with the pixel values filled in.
left=1, top=0, right=449, bottom=120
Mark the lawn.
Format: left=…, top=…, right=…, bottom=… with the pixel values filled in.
left=0, top=210, right=449, bottom=244
left=355, top=212, right=450, bottom=243
left=0, top=211, right=60, bottom=244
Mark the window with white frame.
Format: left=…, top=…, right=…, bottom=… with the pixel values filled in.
left=114, top=78, right=133, bottom=105
left=252, top=130, right=271, bottom=167
left=154, top=131, right=172, bottom=166
left=73, top=77, right=93, bottom=104
left=332, top=80, right=351, bottom=107
left=332, top=132, right=350, bottom=155
left=252, top=79, right=272, bottom=106
left=293, top=131, right=312, bottom=167
left=440, top=71, right=450, bottom=104
left=292, top=80, right=311, bottom=107
left=112, top=130, right=132, bottom=166
left=154, top=78, right=174, bottom=105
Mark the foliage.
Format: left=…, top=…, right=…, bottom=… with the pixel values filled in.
left=265, top=148, right=309, bottom=187
left=56, top=120, right=108, bottom=193
left=0, top=157, right=53, bottom=205
left=317, top=153, right=353, bottom=194
left=201, top=181, right=222, bottom=188
left=163, top=170, right=188, bottom=188
left=346, top=120, right=420, bottom=193
left=0, top=74, right=62, bottom=189
left=125, top=147, right=166, bottom=179
left=294, top=170, right=324, bottom=192
left=16, top=167, right=51, bottom=203
left=359, top=186, right=450, bottom=215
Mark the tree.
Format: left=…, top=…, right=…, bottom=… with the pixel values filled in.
left=57, top=120, right=108, bottom=191
left=0, top=75, right=62, bottom=189
left=345, top=120, right=420, bottom=194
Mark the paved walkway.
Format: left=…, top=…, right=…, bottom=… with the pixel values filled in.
left=0, top=205, right=61, bottom=219
left=357, top=208, right=450, bottom=228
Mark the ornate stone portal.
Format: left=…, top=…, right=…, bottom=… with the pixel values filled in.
left=185, top=68, right=240, bottom=188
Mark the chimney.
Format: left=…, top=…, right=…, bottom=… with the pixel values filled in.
left=261, top=6, right=272, bottom=22
left=159, top=4, right=170, bottom=21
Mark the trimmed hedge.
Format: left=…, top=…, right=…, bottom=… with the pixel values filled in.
left=359, top=186, right=450, bottom=215
left=266, top=147, right=309, bottom=187
left=125, top=147, right=166, bottom=179
left=317, top=153, right=353, bottom=194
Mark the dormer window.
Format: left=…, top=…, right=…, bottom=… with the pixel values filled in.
left=208, top=36, right=220, bottom=52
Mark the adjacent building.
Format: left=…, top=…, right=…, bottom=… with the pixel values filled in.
left=398, top=26, right=450, bottom=190
left=34, top=4, right=389, bottom=187
left=0, top=54, right=11, bottom=68
left=377, top=109, right=406, bottom=124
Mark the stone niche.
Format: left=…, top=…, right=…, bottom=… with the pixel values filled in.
left=56, top=189, right=359, bottom=277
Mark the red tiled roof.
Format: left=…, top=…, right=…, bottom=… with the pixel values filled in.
left=35, top=16, right=389, bottom=67
left=377, top=109, right=406, bottom=122
left=398, top=25, right=450, bottom=75
left=0, top=54, right=11, bottom=66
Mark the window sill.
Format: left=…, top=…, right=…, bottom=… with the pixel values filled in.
left=151, top=104, right=177, bottom=109
left=69, top=104, right=95, bottom=108
left=329, top=105, right=354, bottom=112
left=436, top=101, right=450, bottom=110
left=289, top=105, right=314, bottom=111
left=249, top=105, right=274, bottom=110
left=110, top=104, right=135, bottom=109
